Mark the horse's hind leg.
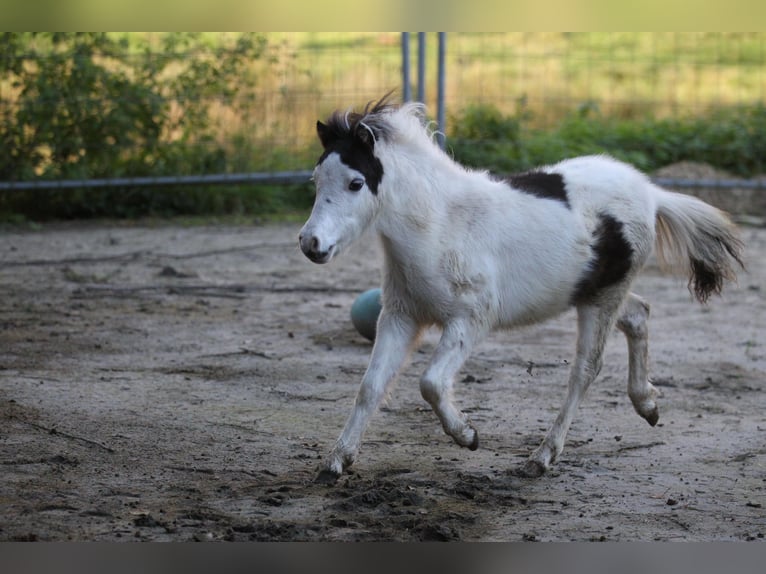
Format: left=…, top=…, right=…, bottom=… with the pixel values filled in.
left=419, top=319, right=484, bottom=450
left=616, top=292, right=660, bottom=426
left=520, top=297, right=624, bottom=478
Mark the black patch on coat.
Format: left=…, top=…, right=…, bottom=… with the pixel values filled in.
left=316, top=129, right=384, bottom=195
left=315, top=96, right=396, bottom=195
left=508, top=171, right=569, bottom=207
left=572, top=213, right=634, bottom=305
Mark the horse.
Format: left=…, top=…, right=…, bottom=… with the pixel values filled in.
left=299, top=95, right=745, bottom=484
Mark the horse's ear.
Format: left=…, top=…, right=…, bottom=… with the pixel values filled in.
left=317, top=121, right=333, bottom=148
left=354, top=123, right=376, bottom=150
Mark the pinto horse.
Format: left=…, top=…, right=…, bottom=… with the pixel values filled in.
left=299, top=96, right=744, bottom=483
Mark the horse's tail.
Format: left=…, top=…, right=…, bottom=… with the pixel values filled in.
left=652, top=186, right=745, bottom=303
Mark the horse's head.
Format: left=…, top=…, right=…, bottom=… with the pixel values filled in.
left=299, top=100, right=392, bottom=264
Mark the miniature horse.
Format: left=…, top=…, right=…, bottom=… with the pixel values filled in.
left=299, top=97, right=744, bottom=483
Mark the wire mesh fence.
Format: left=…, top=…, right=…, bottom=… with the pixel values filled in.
left=210, top=32, right=766, bottom=158
left=446, top=33, right=766, bottom=124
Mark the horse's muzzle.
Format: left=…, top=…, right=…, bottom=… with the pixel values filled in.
left=299, top=233, right=335, bottom=264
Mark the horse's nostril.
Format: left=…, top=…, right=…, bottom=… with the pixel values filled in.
left=299, top=231, right=333, bottom=263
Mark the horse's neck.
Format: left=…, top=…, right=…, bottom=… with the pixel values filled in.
left=376, top=179, right=450, bottom=269
left=377, top=175, right=438, bottom=236
left=374, top=141, right=467, bottom=265
left=379, top=144, right=456, bottom=214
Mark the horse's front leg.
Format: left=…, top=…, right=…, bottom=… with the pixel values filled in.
left=315, top=310, right=420, bottom=484
left=419, top=319, right=485, bottom=450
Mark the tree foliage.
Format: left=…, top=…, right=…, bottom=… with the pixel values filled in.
left=0, top=32, right=267, bottom=182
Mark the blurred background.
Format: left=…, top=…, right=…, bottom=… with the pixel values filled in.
left=1, top=32, right=765, bottom=221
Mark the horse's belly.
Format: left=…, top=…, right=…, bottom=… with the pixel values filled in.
left=497, top=292, right=572, bottom=328
left=494, top=252, right=588, bottom=327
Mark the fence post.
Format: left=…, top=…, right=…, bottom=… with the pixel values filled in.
left=436, top=32, right=447, bottom=149
left=401, top=32, right=411, bottom=102
left=417, top=32, right=426, bottom=103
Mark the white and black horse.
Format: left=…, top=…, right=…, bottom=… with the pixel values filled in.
left=299, top=96, right=744, bottom=483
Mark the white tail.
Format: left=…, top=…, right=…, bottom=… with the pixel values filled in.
left=653, top=187, right=745, bottom=303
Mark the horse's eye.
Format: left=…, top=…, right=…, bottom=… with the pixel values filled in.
left=348, top=178, right=364, bottom=192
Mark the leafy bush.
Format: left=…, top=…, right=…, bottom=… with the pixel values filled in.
left=449, top=103, right=766, bottom=178
left=447, top=104, right=529, bottom=171
left=0, top=32, right=301, bottom=220
left=1, top=33, right=269, bottom=181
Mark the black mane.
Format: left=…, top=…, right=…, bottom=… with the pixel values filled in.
left=321, top=93, right=398, bottom=146
left=315, top=93, right=398, bottom=195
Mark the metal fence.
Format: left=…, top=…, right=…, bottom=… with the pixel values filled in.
left=3, top=32, right=766, bottom=192
left=219, top=32, right=766, bottom=151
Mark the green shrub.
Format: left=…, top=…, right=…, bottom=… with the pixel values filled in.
left=448, top=103, right=766, bottom=178
left=0, top=32, right=288, bottom=221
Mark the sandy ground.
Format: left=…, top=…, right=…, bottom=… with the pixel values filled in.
left=1, top=216, right=764, bottom=542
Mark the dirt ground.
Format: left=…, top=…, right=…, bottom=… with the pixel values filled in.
left=1, top=211, right=764, bottom=541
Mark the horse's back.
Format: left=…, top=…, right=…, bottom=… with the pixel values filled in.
left=547, top=155, right=658, bottom=220
left=487, top=155, right=660, bottom=326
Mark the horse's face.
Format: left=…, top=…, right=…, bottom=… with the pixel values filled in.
left=299, top=121, right=383, bottom=264
left=299, top=153, right=379, bottom=264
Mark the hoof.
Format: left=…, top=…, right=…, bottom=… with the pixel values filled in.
left=314, top=468, right=341, bottom=485
left=516, top=459, right=547, bottom=478
left=644, top=408, right=659, bottom=427
left=452, top=424, right=479, bottom=450
left=637, top=402, right=659, bottom=426
left=467, top=427, right=479, bottom=451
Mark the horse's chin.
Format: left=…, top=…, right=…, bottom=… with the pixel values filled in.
left=307, top=245, right=338, bottom=264
left=309, top=256, right=332, bottom=265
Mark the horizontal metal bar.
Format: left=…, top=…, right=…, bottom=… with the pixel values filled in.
left=0, top=170, right=314, bottom=191
left=1, top=171, right=765, bottom=192
left=651, top=177, right=766, bottom=190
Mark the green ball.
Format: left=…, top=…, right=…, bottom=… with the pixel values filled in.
left=350, top=288, right=382, bottom=341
